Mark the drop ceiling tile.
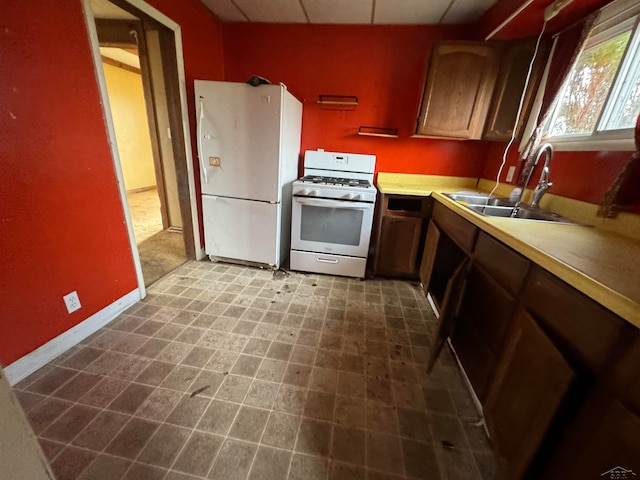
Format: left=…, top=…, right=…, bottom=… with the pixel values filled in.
left=441, top=0, right=497, bottom=24
left=234, top=0, right=308, bottom=23
left=373, top=0, right=451, bottom=24
left=301, top=0, right=373, bottom=24
left=201, top=0, right=248, bottom=22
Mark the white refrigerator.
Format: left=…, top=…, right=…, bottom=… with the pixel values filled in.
left=195, top=80, right=302, bottom=268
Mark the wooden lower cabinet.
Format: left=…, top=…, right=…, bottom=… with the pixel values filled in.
left=376, top=215, right=424, bottom=277
left=484, top=309, right=576, bottom=480
left=419, top=201, right=636, bottom=478
left=544, top=384, right=640, bottom=479
left=453, top=265, right=518, bottom=401
left=375, top=195, right=432, bottom=278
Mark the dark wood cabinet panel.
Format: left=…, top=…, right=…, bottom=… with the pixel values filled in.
left=375, top=195, right=433, bottom=279
left=522, top=266, right=625, bottom=373
left=427, top=257, right=470, bottom=373
left=485, top=308, right=576, bottom=480
left=419, top=219, right=440, bottom=297
left=417, top=42, right=499, bottom=139
left=607, top=328, right=640, bottom=412
left=376, top=216, right=424, bottom=276
left=451, top=326, right=497, bottom=401
left=432, top=202, right=477, bottom=253
left=454, top=265, right=519, bottom=400
left=419, top=200, right=634, bottom=478
left=473, top=232, right=530, bottom=296
left=483, top=38, right=551, bottom=141
left=458, top=266, right=519, bottom=353
left=544, top=385, right=640, bottom=479
left=419, top=219, right=468, bottom=311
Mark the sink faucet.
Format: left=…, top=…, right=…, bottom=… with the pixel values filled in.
left=530, top=143, right=553, bottom=208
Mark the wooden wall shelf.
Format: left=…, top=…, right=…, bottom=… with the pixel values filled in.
left=317, top=94, right=358, bottom=106
left=317, top=95, right=358, bottom=110
left=358, top=126, right=398, bottom=138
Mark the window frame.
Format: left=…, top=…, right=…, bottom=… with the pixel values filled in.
left=537, top=0, right=640, bottom=152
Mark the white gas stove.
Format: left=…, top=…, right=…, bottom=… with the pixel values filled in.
left=290, top=150, right=377, bottom=278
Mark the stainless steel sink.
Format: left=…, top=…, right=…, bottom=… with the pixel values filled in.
left=444, top=193, right=515, bottom=207
left=444, top=193, right=582, bottom=225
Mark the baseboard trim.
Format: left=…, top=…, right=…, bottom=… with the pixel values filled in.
left=4, top=289, right=140, bottom=386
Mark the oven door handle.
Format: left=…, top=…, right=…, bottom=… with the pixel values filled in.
left=295, top=197, right=371, bottom=209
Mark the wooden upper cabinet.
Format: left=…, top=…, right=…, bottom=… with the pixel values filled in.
left=483, top=38, right=551, bottom=141
left=416, top=42, right=500, bottom=139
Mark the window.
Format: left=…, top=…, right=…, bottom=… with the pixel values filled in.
left=544, top=0, right=640, bottom=150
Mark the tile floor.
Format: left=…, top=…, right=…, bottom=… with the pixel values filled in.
left=14, top=261, right=496, bottom=480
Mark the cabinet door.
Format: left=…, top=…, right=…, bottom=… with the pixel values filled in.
left=483, top=38, right=551, bottom=141
left=453, top=265, right=519, bottom=401
left=544, top=385, right=640, bottom=479
left=417, top=42, right=499, bottom=139
left=522, top=266, right=625, bottom=373
left=426, top=257, right=470, bottom=373
left=484, top=309, right=575, bottom=479
left=419, top=219, right=440, bottom=297
left=376, top=216, right=423, bottom=277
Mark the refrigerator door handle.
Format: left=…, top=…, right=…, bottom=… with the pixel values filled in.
left=197, top=98, right=209, bottom=184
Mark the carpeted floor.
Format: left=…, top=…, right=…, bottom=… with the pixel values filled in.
left=127, top=188, right=186, bottom=286
left=126, top=188, right=164, bottom=244
left=138, top=230, right=187, bottom=287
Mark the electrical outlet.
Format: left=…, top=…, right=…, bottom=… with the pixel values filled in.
left=63, top=291, right=81, bottom=314
left=506, top=166, right=516, bottom=182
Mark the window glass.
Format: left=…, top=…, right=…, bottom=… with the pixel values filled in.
left=541, top=0, right=640, bottom=149
left=549, top=30, right=631, bottom=136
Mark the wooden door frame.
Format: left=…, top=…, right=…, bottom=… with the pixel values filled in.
left=83, top=0, right=204, bottom=296
left=95, top=18, right=170, bottom=231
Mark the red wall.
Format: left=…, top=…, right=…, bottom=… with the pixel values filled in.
left=222, top=24, right=491, bottom=178
left=478, top=0, right=637, bottom=210
left=0, top=0, right=137, bottom=365
left=0, top=0, right=224, bottom=367
left=481, top=143, right=630, bottom=203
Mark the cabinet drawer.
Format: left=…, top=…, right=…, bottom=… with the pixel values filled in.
left=432, top=202, right=477, bottom=253
left=522, top=266, right=625, bottom=372
left=473, top=232, right=529, bottom=295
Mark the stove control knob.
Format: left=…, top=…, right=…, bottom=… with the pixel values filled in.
left=346, top=193, right=362, bottom=200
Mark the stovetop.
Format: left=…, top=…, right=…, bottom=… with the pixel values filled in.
left=299, top=175, right=371, bottom=188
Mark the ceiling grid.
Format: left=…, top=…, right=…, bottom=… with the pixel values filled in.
left=199, top=0, right=498, bottom=24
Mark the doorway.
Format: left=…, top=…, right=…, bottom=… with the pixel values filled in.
left=85, top=0, right=202, bottom=290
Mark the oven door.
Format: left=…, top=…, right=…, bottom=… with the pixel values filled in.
left=291, top=196, right=375, bottom=258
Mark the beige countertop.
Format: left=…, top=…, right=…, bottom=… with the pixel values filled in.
left=376, top=173, right=640, bottom=329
